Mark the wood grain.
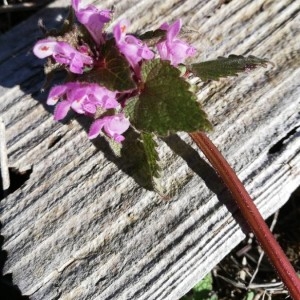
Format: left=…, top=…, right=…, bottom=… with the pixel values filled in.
left=0, top=0, right=299, bottom=299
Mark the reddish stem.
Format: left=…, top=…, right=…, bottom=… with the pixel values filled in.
left=189, top=131, right=300, bottom=299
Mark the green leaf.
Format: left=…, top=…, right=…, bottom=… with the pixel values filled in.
left=138, top=29, right=165, bottom=46
left=193, top=273, right=213, bottom=293
left=124, top=99, right=163, bottom=190
left=80, top=41, right=136, bottom=91
left=141, top=132, right=160, bottom=179
left=189, top=54, right=270, bottom=81
left=121, top=129, right=160, bottom=190
left=130, top=59, right=212, bottom=135
left=244, top=291, right=255, bottom=300
left=180, top=273, right=217, bottom=300
left=123, top=96, right=139, bottom=120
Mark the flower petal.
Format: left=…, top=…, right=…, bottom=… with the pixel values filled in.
left=113, top=19, right=130, bottom=43
left=114, top=20, right=154, bottom=71
left=71, top=0, right=79, bottom=11
left=156, top=19, right=196, bottom=66
left=69, top=53, right=85, bottom=74
left=72, top=0, right=112, bottom=44
left=82, top=102, right=97, bottom=114
left=47, top=84, right=68, bottom=105
left=88, top=119, right=106, bottom=139
left=103, top=113, right=130, bottom=142
left=53, top=42, right=93, bottom=74
left=90, top=85, right=118, bottom=109
left=166, top=19, right=181, bottom=41
left=89, top=114, right=130, bottom=142
left=33, top=39, right=57, bottom=58
left=54, top=101, right=71, bottom=121
left=101, top=94, right=119, bottom=109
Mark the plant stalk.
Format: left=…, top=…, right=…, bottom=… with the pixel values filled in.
left=189, top=131, right=300, bottom=299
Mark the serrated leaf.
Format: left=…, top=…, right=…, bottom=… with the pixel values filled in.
left=189, top=54, right=269, bottom=81
left=120, top=129, right=160, bottom=190
left=141, top=132, right=160, bottom=179
left=123, top=96, right=139, bottom=120
left=80, top=41, right=136, bottom=91
left=130, top=59, right=212, bottom=135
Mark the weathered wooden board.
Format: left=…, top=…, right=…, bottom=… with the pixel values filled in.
left=0, top=0, right=299, bottom=299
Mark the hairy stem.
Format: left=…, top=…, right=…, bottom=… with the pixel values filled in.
left=190, top=131, right=300, bottom=299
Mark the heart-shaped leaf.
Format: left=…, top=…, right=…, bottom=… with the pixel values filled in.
left=128, top=59, right=212, bottom=135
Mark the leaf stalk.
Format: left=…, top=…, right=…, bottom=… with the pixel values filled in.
left=190, top=131, right=300, bottom=299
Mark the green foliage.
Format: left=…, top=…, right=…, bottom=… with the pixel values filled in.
left=141, top=132, right=161, bottom=179
left=121, top=129, right=160, bottom=190
left=193, top=273, right=214, bottom=292
left=189, top=55, right=269, bottom=81
left=244, top=291, right=255, bottom=300
left=181, top=273, right=218, bottom=300
left=129, top=59, right=212, bottom=135
left=138, top=29, right=166, bottom=46
left=123, top=96, right=139, bottom=121
left=80, top=41, right=136, bottom=91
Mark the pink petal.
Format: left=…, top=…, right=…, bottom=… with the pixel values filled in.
left=113, top=135, right=125, bottom=143
left=101, top=95, right=119, bottom=109
left=156, top=41, right=169, bottom=61
left=54, top=101, right=71, bottom=121
left=159, top=22, right=170, bottom=31
left=70, top=98, right=85, bottom=114
left=167, top=19, right=182, bottom=41
left=114, top=21, right=154, bottom=70
left=71, top=0, right=79, bottom=11
left=82, top=103, right=97, bottom=114
left=33, top=39, right=57, bottom=58
left=47, top=84, right=68, bottom=105
left=91, top=85, right=118, bottom=109
left=53, top=42, right=93, bottom=74
left=88, top=114, right=130, bottom=142
left=69, top=53, right=85, bottom=74
left=72, top=0, right=112, bottom=44
left=113, top=20, right=130, bottom=43
left=88, top=119, right=105, bottom=139
left=139, top=46, right=155, bottom=60
left=156, top=19, right=196, bottom=66
left=103, top=113, right=130, bottom=142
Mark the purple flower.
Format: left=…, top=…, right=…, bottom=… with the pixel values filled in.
left=47, top=82, right=118, bottom=120
left=88, top=113, right=130, bottom=142
left=33, top=39, right=93, bottom=74
left=113, top=20, right=154, bottom=73
left=32, top=38, right=57, bottom=58
left=157, top=19, right=196, bottom=66
left=72, top=0, right=112, bottom=44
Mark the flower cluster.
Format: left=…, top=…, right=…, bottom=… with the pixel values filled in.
left=34, top=39, right=93, bottom=74
left=33, top=0, right=196, bottom=142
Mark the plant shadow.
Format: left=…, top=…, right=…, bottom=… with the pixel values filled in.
left=163, top=135, right=250, bottom=233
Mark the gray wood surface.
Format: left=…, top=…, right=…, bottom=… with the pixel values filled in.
left=0, top=0, right=299, bottom=299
